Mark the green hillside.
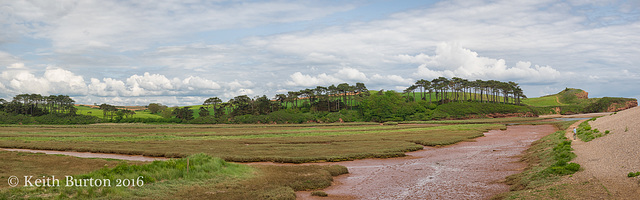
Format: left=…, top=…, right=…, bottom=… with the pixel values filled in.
left=524, top=88, right=636, bottom=114
left=75, top=105, right=162, bottom=119
left=522, top=95, right=563, bottom=107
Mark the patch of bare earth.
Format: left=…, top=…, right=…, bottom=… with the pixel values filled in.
left=560, top=106, right=640, bottom=199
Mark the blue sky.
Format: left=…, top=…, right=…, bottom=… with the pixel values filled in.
left=1, top=0, right=639, bottom=106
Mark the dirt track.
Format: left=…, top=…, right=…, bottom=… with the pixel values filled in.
left=297, top=125, right=556, bottom=199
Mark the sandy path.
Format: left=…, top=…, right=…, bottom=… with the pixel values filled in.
left=297, top=125, right=556, bottom=199
left=561, top=106, right=640, bottom=199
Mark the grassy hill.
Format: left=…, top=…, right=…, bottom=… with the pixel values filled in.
left=65, top=88, right=636, bottom=124
left=522, top=95, right=564, bottom=107
left=75, top=105, right=162, bottom=119
left=524, top=88, right=637, bottom=114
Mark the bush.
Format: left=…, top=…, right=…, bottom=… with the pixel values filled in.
left=628, top=172, right=640, bottom=177
left=585, top=97, right=636, bottom=113
left=315, top=110, right=363, bottom=123
left=542, top=140, right=580, bottom=176
left=311, top=191, right=328, bottom=197
left=0, top=112, right=102, bottom=124
left=576, top=118, right=607, bottom=142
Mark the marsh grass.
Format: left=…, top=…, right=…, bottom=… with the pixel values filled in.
left=0, top=151, right=134, bottom=189
left=311, top=191, right=328, bottom=197
left=401, top=117, right=547, bottom=125
left=496, top=128, right=581, bottom=199
left=0, top=123, right=502, bottom=163
left=0, top=153, right=347, bottom=199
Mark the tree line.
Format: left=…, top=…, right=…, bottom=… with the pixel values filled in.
left=0, top=94, right=77, bottom=116
left=404, top=77, right=525, bottom=105
left=1, top=77, right=529, bottom=123
left=97, top=104, right=136, bottom=120
left=194, top=83, right=370, bottom=120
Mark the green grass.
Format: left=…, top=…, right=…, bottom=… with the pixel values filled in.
left=497, top=122, right=581, bottom=199
left=75, top=106, right=162, bottom=119
left=0, top=153, right=348, bottom=199
left=403, top=92, right=515, bottom=103
left=401, top=117, right=545, bottom=125
left=575, top=118, right=611, bottom=142
left=522, top=95, right=564, bottom=107
left=311, top=191, right=328, bottom=197
left=0, top=123, right=503, bottom=163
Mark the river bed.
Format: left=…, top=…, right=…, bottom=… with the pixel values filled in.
left=297, top=125, right=556, bottom=199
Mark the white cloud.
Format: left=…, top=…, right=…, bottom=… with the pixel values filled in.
left=226, top=80, right=254, bottom=90
left=2, top=1, right=639, bottom=103
left=126, top=72, right=174, bottom=91
left=0, top=51, right=20, bottom=67
left=0, top=64, right=231, bottom=103
left=1, top=65, right=88, bottom=95
left=3, top=1, right=355, bottom=53
left=182, top=76, right=221, bottom=90
left=371, top=74, right=414, bottom=85
left=7, top=63, right=26, bottom=69
left=335, top=67, right=368, bottom=82
left=286, top=67, right=370, bottom=87
left=411, top=43, right=562, bottom=83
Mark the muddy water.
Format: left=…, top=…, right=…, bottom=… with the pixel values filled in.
left=297, top=125, right=556, bottom=199
left=0, top=148, right=169, bottom=162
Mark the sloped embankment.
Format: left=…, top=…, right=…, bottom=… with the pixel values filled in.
left=563, top=106, right=640, bottom=198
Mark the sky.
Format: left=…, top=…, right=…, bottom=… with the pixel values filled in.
left=1, top=0, right=639, bottom=106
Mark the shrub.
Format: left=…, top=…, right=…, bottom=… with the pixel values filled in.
left=628, top=172, right=640, bottom=177
left=542, top=139, right=580, bottom=176
left=311, top=191, right=328, bottom=197
left=576, top=118, right=605, bottom=142
left=585, top=97, right=636, bottom=113
left=0, top=112, right=102, bottom=124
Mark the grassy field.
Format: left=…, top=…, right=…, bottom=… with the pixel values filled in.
left=0, top=122, right=512, bottom=199
left=522, top=95, right=564, bottom=107
left=75, top=105, right=162, bottom=119
left=0, top=123, right=504, bottom=163
left=1, top=118, right=564, bottom=199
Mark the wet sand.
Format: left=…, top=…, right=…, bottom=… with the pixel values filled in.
left=0, top=148, right=169, bottom=162
left=297, top=125, right=556, bottom=199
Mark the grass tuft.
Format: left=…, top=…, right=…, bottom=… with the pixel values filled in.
left=311, top=191, right=329, bottom=197
left=576, top=118, right=608, bottom=142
